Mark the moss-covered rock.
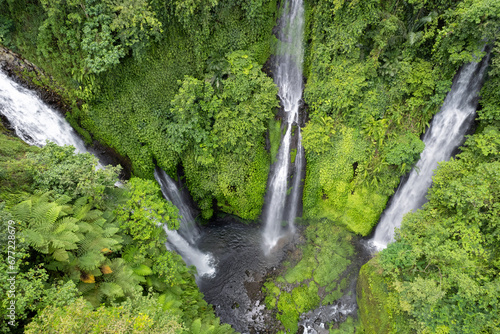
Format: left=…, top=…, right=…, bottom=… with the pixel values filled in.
left=262, top=221, right=357, bottom=333
left=356, top=257, right=393, bottom=334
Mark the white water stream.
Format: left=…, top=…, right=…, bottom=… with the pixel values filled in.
left=262, top=0, right=305, bottom=250
left=0, top=69, right=86, bottom=151
left=0, top=68, right=214, bottom=277
left=154, top=168, right=215, bottom=277
left=371, top=52, right=490, bottom=250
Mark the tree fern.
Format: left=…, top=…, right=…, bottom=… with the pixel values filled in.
left=191, top=318, right=202, bottom=334
left=23, top=228, right=48, bottom=252
left=82, top=209, right=104, bottom=223
left=99, top=282, right=124, bottom=299
left=78, top=251, right=105, bottom=271
left=52, top=249, right=70, bottom=262
left=133, top=264, right=153, bottom=276
left=44, top=204, right=62, bottom=226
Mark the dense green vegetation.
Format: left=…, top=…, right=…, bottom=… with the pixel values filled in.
left=358, top=125, right=499, bottom=333
left=0, top=131, right=232, bottom=333
left=301, top=0, right=488, bottom=234
left=1, top=0, right=500, bottom=332
left=2, top=0, right=279, bottom=219
left=357, top=43, right=500, bottom=332
left=263, top=221, right=357, bottom=332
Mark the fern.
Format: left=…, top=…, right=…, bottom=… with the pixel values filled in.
left=82, top=209, right=103, bottom=222
left=12, top=199, right=31, bottom=222
left=100, top=282, right=124, bottom=299
left=78, top=251, right=105, bottom=271
left=102, top=226, right=120, bottom=237
left=52, top=249, right=70, bottom=262
left=53, top=216, right=79, bottom=234
left=23, top=229, right=47, bottom=252
left=45, top=204, right=62, bottom=225
left=133, top=264, right=153, bottom=276
left=54, top=194, right=72, bottom=206
left=191, top=318, right=202, bottom=334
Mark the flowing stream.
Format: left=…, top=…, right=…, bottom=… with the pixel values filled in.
left=0, top=69, right=86, bottom=152
left=154, top=168, right=215, bottom=278
left=0, top=67, right=215, bottom=277
left=263, top=0, right=306, bottom=250
left=370, top=51, right=491, bottom=250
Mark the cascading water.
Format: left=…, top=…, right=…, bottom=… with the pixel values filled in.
left=370, top=51, right=491, bottom=250
left=154, top=167, right=200, bottom=244
left=0, top=66, right=214, bottom=277
left=286, top=130, right=304, bottom=233
left=263, top=0, right=305, bottom=250
left=154, top=168, right=215, bottom=277
left=0, top=69, right=86, bottom=152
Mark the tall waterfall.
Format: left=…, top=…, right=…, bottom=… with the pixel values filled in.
left=0, top=69, right=86, bottom=152
left=154, top=168, right=215, bottom=277
left=262, top=0, right=305, bottom=250
left=371, top=52, right=491, bottom=250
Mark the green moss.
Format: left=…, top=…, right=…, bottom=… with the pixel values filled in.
left=292, top=282, right=321, bottom=313
left=356, top=257, right=395, bottom=334
left=284, top=246, right=315, bottom=283
left=341, top=187, right=387, bottom=236
left=269, top=118, right=282, bottom=163
left=263, top=281, right=280, bottom=310
left=323, top=288, right=343, bottom=305
left=265, top=221, right=357, bottom=332
left=0, top=131, right=39, bottom=200
left=328, top=316, right=363, bottom=334
left=277, top=292, right=299, bottom=333
left=290, top=148, right=297, bottom=163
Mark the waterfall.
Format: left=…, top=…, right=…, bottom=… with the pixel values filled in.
left=0, top=69, right=86, bottom=152
left=154, top=167, right=200, bottom=244
left=370, top=52, right=491, bottom=250
left=286, top=130, right=304, bottom=233
left=262, top=0, right=306, bottom=250
left=0, top=67, right=215, bottom=276
left=154, top=168, right=215, bottom=277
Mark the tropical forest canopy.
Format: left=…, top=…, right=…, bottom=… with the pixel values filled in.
left=0, top=0, right=499, bottom=332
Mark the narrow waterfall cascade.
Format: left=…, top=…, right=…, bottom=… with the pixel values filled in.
left=154, top=168, right=216, bottom=278
left=0, top=69, right=86, bottom=152
left=154, top=167, right=200, bottom=244
left=286, top=130, right=304, bottom=233
left=263, top=0, right=306, bottom=250
left=370, top=52, right=491, bottom=250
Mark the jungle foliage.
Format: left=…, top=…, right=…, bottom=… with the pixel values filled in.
left=363, top=42, right=500, bottom=333
left=0, top=133, right=232, bottom=333
left=359, top=124, right=500, bottom=333
left=2, top=0, right=500, bottom=332
left=1, top=0, right=279, bottom=219
left=301, top=0, right=498, bottom=235
left=263, top=221, right=357, bottom=333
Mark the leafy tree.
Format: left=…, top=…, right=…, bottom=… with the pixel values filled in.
left=27, top=142, right=120, bottom=206
left=25, top=294, right=184, bottom=333
left=37, top=0, right=162, bottom=81
left=169, top=51, right=278, bottom=219
left=378, top=130, right=500, bottom=333
left=383, top=133, right=425, bottom=173
left=115, top=178, right=179, bottom=253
